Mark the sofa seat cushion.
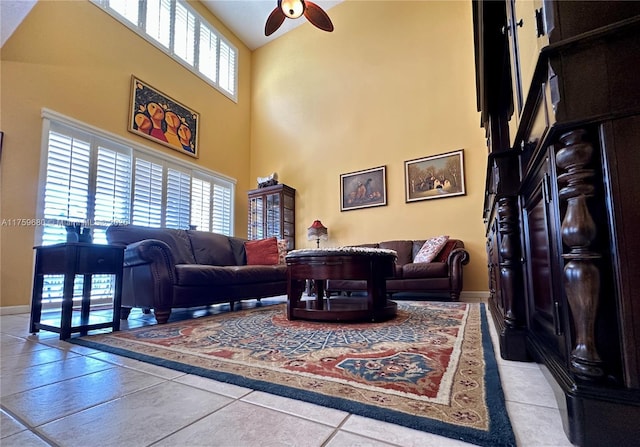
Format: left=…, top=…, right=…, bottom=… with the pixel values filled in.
left=402, top=262, right=447, bottom=279
left=175, top=264, right=287, bottom=286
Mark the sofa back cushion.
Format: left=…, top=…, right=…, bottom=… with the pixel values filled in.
left=379, top=240, right=413, bottom=266
left=106, top=225, right=197, bottom=264
left=187, top=230, right=237, bottom=266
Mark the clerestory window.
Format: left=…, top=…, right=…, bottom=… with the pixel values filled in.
left=92, top=0, right=238, bottom=101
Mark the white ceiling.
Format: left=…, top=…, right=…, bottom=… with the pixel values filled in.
left=201, top=0, right=342, bottom=50
left=0, top=0, right=37, bottom=47
left=0, top=0, right=341, bottom=50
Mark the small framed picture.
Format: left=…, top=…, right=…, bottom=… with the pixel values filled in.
left=128, top=76, right=199, bottom=158
left=405, top=149, right=466, bottom=202
left=340, top=166, right=387, bottom=211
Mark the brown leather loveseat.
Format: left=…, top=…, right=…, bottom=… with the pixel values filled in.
left=326, top=239, right=469, bottom=300
left=106, top=225, right=287, bottom=324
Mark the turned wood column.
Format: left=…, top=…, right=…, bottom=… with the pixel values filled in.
left=556, top=129, right=604, bottom=380
left=497, top=196, right=521, bottom=328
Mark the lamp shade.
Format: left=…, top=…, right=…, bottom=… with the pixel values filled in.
left=307, top=220, right=328, bottom=241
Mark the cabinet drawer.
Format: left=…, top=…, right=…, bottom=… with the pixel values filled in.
left=520, top=83, right=550, bottom=176
left=77, top=246, right=123, bottom=274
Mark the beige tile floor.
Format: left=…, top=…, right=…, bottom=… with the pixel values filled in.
left=1, top=297, right=576, bottom=447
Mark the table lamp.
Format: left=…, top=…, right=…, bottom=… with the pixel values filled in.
left=307, top=220, right=328, bottom=248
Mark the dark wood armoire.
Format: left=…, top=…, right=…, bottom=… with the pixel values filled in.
left=473, top=1, right=640, bottom=445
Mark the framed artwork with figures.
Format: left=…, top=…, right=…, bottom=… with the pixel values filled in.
left=404, top=149, right=466, bottom=203
left=128, top=76, right=199, bottom=158
left=340, top=166, right=387, bottom=211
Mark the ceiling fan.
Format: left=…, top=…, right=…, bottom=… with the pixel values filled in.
left=265, top=0, right=334, bottom=36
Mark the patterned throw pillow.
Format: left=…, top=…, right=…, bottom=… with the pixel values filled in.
left=244, top=237, right=279, bottom=265
left=414, top=235, right=449, bottom=263
left=277, top=239, right=289, bottom=265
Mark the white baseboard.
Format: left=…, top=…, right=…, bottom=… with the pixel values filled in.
left=460, top=291, right=489, bottom=303
left=0, top=305, right=31, bottom=316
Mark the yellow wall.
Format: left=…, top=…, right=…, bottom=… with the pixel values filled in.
left=251, top=1, right=489, bottom=291
left=0, top=0, right=490, bottom=310
left=0, top=0, right=253, bottom=308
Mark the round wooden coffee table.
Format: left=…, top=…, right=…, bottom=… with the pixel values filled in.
left=285, top=247, right=397, bottom=322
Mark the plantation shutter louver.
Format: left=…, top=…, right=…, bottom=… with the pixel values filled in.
left=212, top=183, right=232, bottom=235
left=145, top=0, right=171, bottom=48
left=190, top=177, right=211, bottom=232
left=94, top=146, right=132, bottom=243
left=132, top=158, right=163, bottom=227
left=174, top=1, right=196, bottom=65
left=106, top=0, right=139, bottom=25
left=219, top=40, right=236, bottom=95
left=198, top=24, right=218, bottom=82
left=166, top=168, right=191, bottom=229
left=42, top=130, right=91, bottom=245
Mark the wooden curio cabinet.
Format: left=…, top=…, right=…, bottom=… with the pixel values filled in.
left=474, top=1, right=640, bottom=445
left=247, top=184, right=296, bottom=250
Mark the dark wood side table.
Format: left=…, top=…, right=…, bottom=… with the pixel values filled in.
left=286, top=248, right=397, bottom=322
left=29, top=242, right=124, bottom=340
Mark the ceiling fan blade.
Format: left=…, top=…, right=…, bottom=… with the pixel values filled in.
left=265, top=7, right=286, bottom=36
left=304, top=1, right=334, bottom=32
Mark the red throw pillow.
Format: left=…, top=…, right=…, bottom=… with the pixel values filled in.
left=244, top=237, right=279, bottom=265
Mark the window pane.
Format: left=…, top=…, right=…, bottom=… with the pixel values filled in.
left=145, top=0, right=171, bottom=48
left=191, top=178, right=211, bottom=232
left=174, top=2, right=195, bottom=65
left=43, top=131, right=90, bottom=228
left=212, top=183, right=232, bottom=235
left=107, top=0, right=139, bottom=25
left=132, top=158, right=163, bottom=227
left=198, top=24, right=218, bottom=82
left=219, top=40, right=236, bottom=95
left=95, top=146, right=132, bottom=227
left=166, top=168, right=191, bottom=229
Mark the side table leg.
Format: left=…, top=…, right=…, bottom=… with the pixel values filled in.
left=60, top=273, right=75, bottom=340
left=80, top=274, right=92, bottom=335
left=315, top=280, right=325, bottom=310
left=112, top=271, right=123, bottom=332
left=29, top=275, right=44, bottom=334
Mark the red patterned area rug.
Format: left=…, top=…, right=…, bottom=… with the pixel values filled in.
left=71, top=301, right=515, bottom=447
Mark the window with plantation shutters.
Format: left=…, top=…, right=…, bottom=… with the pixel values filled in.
left=93, top=0, right=238, bottom=101
left=42, top=129, right=91, bottom=245
left=38, top=111, right=236, bottom=308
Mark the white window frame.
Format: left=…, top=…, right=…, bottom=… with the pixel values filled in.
left=92, top=0, right=238, bottom=102
left=36, top=108, right=236, bottom=308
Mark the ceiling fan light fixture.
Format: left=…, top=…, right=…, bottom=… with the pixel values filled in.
left=280, top=0, right=305, bottom=19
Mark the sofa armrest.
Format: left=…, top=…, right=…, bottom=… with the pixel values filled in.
left=448, top=247, right=470, bottom=297
left=119, top=239, right=177, bottom=314
left=123, top=239, right=175, bottom=271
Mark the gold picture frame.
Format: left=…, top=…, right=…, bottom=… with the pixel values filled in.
left=404, top=149, right=466, bottom=202
left=128, top=76, right=199, bottom=158
left=340, top=166, right=387, bottom=211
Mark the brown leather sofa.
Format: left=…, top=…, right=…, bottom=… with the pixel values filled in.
left=106, top=225, right=287, bottom=324
left=326, top=239, right=469, bottom=300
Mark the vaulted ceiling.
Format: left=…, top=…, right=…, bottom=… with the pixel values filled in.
left=0, top=0, right=342, bottom=50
